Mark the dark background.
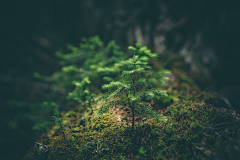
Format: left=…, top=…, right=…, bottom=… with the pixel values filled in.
left=0, top=0, right=239, bottom=159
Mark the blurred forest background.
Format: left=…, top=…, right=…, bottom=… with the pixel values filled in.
left=0, top=0, right=239, bottom=159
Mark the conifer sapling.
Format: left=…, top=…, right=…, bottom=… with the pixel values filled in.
left=98, top=43, right=170, bottom=131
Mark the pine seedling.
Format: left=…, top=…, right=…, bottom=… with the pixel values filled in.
left=99, top=44, right=170, bottom=131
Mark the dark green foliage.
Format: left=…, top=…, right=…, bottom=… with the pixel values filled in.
left=32, top=36, right=126, bottom=132
left=68, top=76, right=91, bottom=106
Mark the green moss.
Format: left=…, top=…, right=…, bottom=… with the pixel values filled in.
left=25, top=95, right=240, bottom=159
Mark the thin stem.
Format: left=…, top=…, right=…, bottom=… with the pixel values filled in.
left=133, top=63, right=136, bottom=96
left=131, top=63, right=137, bottom=132
left=125, top=90, right=134, bottom=132
left=132, top=106, right=135, bottom=131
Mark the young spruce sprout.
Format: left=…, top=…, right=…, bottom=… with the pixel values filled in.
left=98, top=43, right=170, bottom=131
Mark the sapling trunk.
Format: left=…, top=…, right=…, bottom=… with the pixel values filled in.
left=132, top=63, right=136, bottom=132
left=125, top=90, right=135, bottom=131
left=132, top=106, right=135, bottom=132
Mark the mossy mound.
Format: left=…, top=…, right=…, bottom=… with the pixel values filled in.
left=24, top=73, right=240, bottom=160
